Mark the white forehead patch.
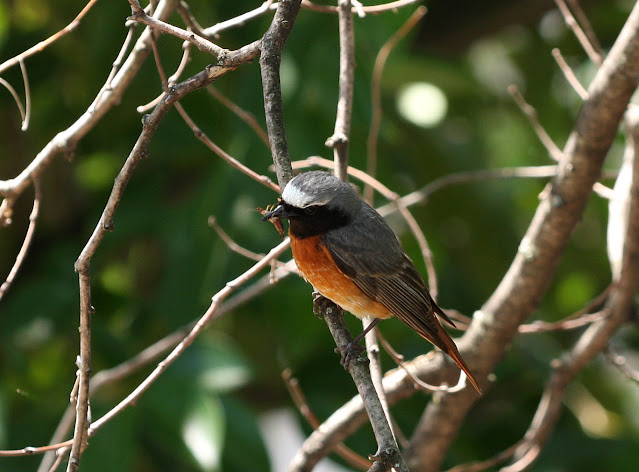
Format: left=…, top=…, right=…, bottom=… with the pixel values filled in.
left=282, top=178, right=333, bottom=208
left=281, top=182, right=313, bottom=208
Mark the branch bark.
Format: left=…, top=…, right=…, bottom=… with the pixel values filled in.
left=405, top=3, right=639, bottom=469
left=260, top=0, right=302, bottom=190
left=291, top=4, right=639, bottom=471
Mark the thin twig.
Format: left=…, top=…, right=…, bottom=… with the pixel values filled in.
left=380, top=165, right=561, bottom=213
left=0, top=77, right=26, bottom=131
left=19, top=58, right=31, bottom=130
left=208, top=216, right=267, bottom=261
left=207, top=86, right=271, bottom=149
left=169, top=41, right=192, bottom=84
left=445, top=441, right=524, bottom=472
left=325, top=0, right=355, bottom=182
left=88, top=239, right=290, bottom=435
left=301, top=0, right=420, bottom=15
left=66, top=270, right=92, bottom=472
left=204, top=0, right=277, bottom=37
left=565, top=0, right=603, bottom=57
left=176, top=0, right=207, bottom=37
left=551, top=48, right=588, bottom=100
left=90, top=22, right=138, bottom=113
left=127, top=6, right=227, bottom=58
left=365, top=6, right=427, bottom=202
left=0, top=0, right=102, bottom=76
left=508, top=84, right=564, bottom=162
left=136, top=37, right=193, bottom=113
left=519, top=310, right=609, bottom=333
left=519, top=286, right=612, bottom=333
left=178, top=102, right=279, bottom=191
left=605, top=347, right=639, bottom=383
left=394, top=202, right=438, bottom=297
left=282, top=369, right=372, bottom=470
left=0, top=179, right=40, bottom=304
left=555, top=0, right=603, bottom=66
left=377, top=331, right=468, bottom=393
left=145, top=13, right=278, bottom=192
left=364, top=316, right=396, bottom=449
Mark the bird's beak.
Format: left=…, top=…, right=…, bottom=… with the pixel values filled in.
left=261, top=204, right=286, bottom=221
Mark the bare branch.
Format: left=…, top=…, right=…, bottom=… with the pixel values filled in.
left=508, top=84, right=564, bottom=162
left=445, top=441, right=524, bottom=472
left=209, top=216, right=268, bottom=262
left=0, top=0, right=101, bottom=76
left=88, top=239, right=290, bottom=435
left=325, top=0, right=356, bottom=181
left=302, top=300, right=409, bottom=472
left=555, top=0, right=603, bottom=66
left=207, top=86, right=271, bottom=148
left=381, top=166, right=560, bottom=212
left=551, top=48, right=589, bottom=100
left=0, top=178, right=39, bottom=308
left=67, top=18, right=262, bottom=471
left=260, top=0, right=302, bottom=189
left=518, top=285, right=611, bottom=333
left=565, top=0, right=603, bottom=57
left=0, top=77, right=26, bottom=126
left=405, top=3, right=639, bottom=468
left=301, top=0, right=421, bottom=15
left=0, top=0, right=178, bottom=212
left=127, top=7, right=228, bottom=57
left=204, top=0, right=277, bottom=37
left=282, top=369, right=372, bottom=470
left=605, top=347, right=639, bottom=384
left=18, top=58, right=31, bottom=130
left=366, top=6, right=427, bottom=202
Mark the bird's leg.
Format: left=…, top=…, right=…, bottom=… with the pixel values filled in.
left=336, top=318, right=381, bottom=369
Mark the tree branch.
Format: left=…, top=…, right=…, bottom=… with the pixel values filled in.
left=260, top=0, right=302, bottom=190
left=325, top=0, right=356, bottom=181
left=405, top=3, right=639, bottom=469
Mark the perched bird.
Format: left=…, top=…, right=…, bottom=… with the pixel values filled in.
left=262, top=171, right=480, bottom=393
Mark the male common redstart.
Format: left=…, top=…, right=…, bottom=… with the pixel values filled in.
left=263, top=171, right=480, bottom=393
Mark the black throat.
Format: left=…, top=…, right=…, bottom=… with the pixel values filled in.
left=286, top=204, right=352, bottom=239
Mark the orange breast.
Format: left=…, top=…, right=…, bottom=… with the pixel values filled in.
left=290, top=234, right=392, bottom=320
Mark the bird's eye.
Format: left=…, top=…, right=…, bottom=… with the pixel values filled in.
left=304, top=206, right=317, bottom=215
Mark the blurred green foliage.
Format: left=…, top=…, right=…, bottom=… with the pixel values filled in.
left=1, top=1, right=638, bottom=471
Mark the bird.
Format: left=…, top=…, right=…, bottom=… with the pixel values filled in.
left=262, top=170, right=480, bottom=393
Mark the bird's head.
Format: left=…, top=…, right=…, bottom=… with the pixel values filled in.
left=262, top=171, right=361, bottom=238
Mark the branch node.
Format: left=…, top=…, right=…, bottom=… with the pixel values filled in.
left=325, top=132, right=348, bottom=148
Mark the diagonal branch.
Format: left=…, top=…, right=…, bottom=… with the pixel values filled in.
left=404, top=3, right=639, bottom=470
left=67, top=20, right=262, bottom=472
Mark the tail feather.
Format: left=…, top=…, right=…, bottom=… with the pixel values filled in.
left=414, top=311, right=482, bottom=394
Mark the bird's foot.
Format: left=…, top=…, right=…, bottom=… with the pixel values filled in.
left=312, top=291, right=332, bottom=319
left=335, top=340, right=368, bottom=370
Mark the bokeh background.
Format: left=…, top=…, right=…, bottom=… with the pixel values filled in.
left=1, top=1, right=638, bottom=471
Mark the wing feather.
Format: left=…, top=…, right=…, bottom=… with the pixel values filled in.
left=321, top=203, right=481, bottom=393
left=321, top=204, right=451, bottom=335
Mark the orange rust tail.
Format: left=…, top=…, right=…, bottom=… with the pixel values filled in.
left=436, top=328, right=482, bottom=393
left=418, top=317, right=482, bottom=394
